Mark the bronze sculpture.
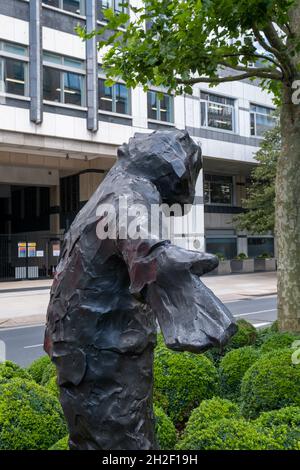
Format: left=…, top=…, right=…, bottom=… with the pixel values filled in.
left=44, top=130, right=237, bottom=450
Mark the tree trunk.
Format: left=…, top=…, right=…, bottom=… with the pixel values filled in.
left=276, top=90, right=300, bottom=332
left=276, top=1, right=300, bottom=332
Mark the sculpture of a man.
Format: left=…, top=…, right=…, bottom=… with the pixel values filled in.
left=44, top=130, right=236, bottom=450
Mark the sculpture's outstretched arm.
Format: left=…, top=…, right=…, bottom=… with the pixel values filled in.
left=119, top=239, right=237, bottom=354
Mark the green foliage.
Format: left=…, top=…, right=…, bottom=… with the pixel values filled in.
left=260, top=331, right=300, bottom=353
left=154, top=404, right=177, bottom=450
left=154, top=341, right=219, bottom=425
left=255, top=406, right=300, bottom=428
left=227, top=319, right=257, bottom=350
left=234, top=123, right=279, bottom=234
left=45, top=375, right=59, bottom=399
left=49, top=435, right=69, bottom=451
left=215, top=252, right=226, bottom=261
left=176, top=417, right=279, bottom=450
left=41, top=362, right=56, bottom=386
left=241, top=349, right=300, bottom=418
left=0, top=360, right=31, bottom=382
left=180, top=397, right=241, bottom=437
left=235, top=252, right=249, bottom=260
left=27, top=355, right=51, bottom=384
left=0, top=378, right=67, bottom=450
left=76, top=0, right=296, bottom=103
left=255, top=407, right=300, bottom=449
left=219, top=347, right=261, bottom=399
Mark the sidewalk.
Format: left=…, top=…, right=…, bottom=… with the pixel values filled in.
left=0, top=272, right=277, bottom=328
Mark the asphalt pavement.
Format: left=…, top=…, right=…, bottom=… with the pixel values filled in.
left=0, top=295, right=277, bottom=367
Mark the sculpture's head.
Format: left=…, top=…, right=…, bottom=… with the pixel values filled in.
left=117, top=130, right=202, bottom=206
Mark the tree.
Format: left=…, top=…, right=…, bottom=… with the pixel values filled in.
left=79, top=0, right=300, bottom=332
left=234, top=123, right=279, bottom=235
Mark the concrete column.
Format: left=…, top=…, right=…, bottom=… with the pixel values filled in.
left=237, top=235, right=248, bottom=256
left=50, top=185, right=60, bottom=234
left=86, top=0, right=98, bottom=132
left=29, top=0, right=43, bottom=123
left=79, top=171, right=105, bottom=204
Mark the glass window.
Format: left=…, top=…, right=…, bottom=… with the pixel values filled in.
left=206, top=237, right=237, bottom=260
left=43, top=0, right=84, bottom=15
left=200, top=92, right=235, bottom=131
left=147, top=91, right=174, bottom=123
left=250, top=104, right=276, bottom=136
left=43, top=0, right=60, bottom=7
left=204, top=174, right=233, bottom=205
left=3, top=58, right=25, bottom=96
left=98, top=78, right=130, bottom=114
left=43, top=53, right=85, bottom=106
left=63, top=0, right=82, bottom=14
left=0, top=41, right=28, bottom=96
left=248, top=237, right=274, bottom=258
left=43, top=66, right=61, bottom=102
left=101, top=0, right=128, bottom=14
left=64, top=72, right=83, bottom=106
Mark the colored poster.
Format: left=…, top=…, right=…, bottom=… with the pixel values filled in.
left=52, top=243, right=60, bottom=257
left=18, top=242, right=27, bottom=258
left=27, top=242, right=37, bottom=258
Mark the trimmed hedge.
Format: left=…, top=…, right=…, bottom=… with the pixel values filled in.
left=219, top=347, right=261, bottom=400
left=27, top=355, right=51, bottom=384
left=241, top=349, right=300, bottom=418
left=260, top=332, right=300, bottom=354
left=0, top=378, right=67, bottom=450
left=154, top=342, right=219, bottom=425
left=154, top=404, right=177, bottom=450
left=49, top=435, right=69, bottom=450
left=45, top=376, right=60, bottom=399
left=227, top=319, right=257, bottom=350
left=41, top=362, right=56, bottom=386
left=0, top=360, right=31, bottom=382
left=255, top=406, right=300, bottom=428
left=180, top=397, right=241, bottom=440
left=176, top=418, right=279, bottom=450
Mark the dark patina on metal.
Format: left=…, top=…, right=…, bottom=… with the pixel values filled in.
left=44, top=130, right=237, bottom=450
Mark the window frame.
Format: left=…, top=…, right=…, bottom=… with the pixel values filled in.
left=42, top=0, right=86, bottom=16
left=204, top=174, right=234, bottom=207
left=43, top=52, right=86, bottom=107
left=98, top=75, right=132, bottom=116
left=200, top=91, right=236, bottom=133
left=0, top=40, right=29, bottom=97
left=147, top=90, right=174, bottom=124
left=250, top=103, right=276, bottom=137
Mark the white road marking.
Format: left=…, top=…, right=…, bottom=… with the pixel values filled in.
left=253, top=322, right=272, bottom=328
left=234, top=308, right=276, bottom=317
left=24, top=343, right=43, bottom=349
left=225, top=295, right=277, bottom=304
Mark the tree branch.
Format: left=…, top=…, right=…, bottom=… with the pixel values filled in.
left=218, top=60, right=281, bottom=76
left=176, top=69, right=282, bottom=86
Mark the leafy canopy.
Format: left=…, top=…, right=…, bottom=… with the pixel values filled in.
left=78, top=0, right=298, bottom=100
left=234, top=120, right=280, bottom=233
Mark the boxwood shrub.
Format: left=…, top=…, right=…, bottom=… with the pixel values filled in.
left=27, top=355, right=51, bottom=384
left=260, top=332, right=300, bottom=354
left=45, top=375, right=60, bottom=399
left=154, top=404, right=177, bottom=450
left=49, top=435, right=69, bottom=450
left=176, top=417, right=279, bottom=450
left=154, top=343, right=219, bottom=426
left=227, top=319, right=257, bottom=350
left=41, top=362, right=56, bottom=386
left=180, top=397, right=241, bottom=440
left=219, top=346, right=261, bottom=400
left=254, top=407, right=300, bottom=450
left=0, top=360, right=31, bottom=382
left=241, top=349, right=300, bottom=418
left=0, top=378, right=67, bottom=450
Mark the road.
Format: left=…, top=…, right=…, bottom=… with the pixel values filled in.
left=0, top=295, right=277, bottom=367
